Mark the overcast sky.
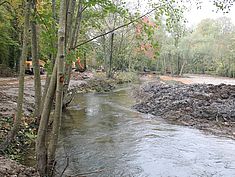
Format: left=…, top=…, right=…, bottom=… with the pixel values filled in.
left=185, top=1, right=235, bottom=28
left=125, top=0, right=235, bottom=28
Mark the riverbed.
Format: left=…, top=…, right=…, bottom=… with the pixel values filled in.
left=55, top=86, right=235, bottom=177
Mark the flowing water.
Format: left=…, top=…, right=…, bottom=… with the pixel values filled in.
left=56, top=86, right=235, bottom=177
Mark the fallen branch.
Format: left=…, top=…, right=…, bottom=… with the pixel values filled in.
left=59, top=156, right=69, bottom=177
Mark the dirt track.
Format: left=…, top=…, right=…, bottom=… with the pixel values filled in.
left=0, top=76, right=43, bottom=118
left=159, top=74, right=235, bottom=85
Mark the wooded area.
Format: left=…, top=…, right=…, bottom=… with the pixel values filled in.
left=0, top=0, right=235, bottom=176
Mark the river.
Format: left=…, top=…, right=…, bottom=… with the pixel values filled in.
left=55, top=86, right=235, bottom=177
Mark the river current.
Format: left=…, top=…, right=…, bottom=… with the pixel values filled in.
left=56, top=86, right=235, bottom=177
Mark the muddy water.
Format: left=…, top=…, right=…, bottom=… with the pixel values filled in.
left=56, top=87, right=235, bottom=177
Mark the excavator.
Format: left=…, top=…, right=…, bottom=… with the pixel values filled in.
left=25, top=56, right=86, bottom=75
left=74, top=57, right=86, bottom=72
left=25, top=58, right=45, bottom=75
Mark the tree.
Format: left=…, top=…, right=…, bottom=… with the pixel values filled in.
left=0, top=0, right=21, bottom=71
left=0, top=0, right=30, bottom=150
left=31, top=0, right=42, bottom=123
left=36, top=0, right=66, bottom=174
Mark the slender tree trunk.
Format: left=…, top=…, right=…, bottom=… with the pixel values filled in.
left=36, top=0, right=60, bottom=174
left=163, top=54, right=166, bottom=74
left=31, top=0, right=42, bottom=123
left=169, top=53, right=173, bottom=75
left=48, top=0, right=66, bottom=168
left=177, top=53, right=180, bottom=75
left=108, top=33, right=114, bottom=78
left=41, top=0, right=57, bottom=111
left=0, top=0, right=30, bottom=151
left=73, top=0, right=83, bottom=47
left=65, top=0, right=76, bottom=47
left=36, top=65, right=57, bottom=176
left=101, top=35, right=108, bottom=75
left=63, top=0, right=83, bottom=98
left=41, top=75, right=50, bottom=112
left=179, top=61, right=186, bottom=76
left=63, top=0, right=78, bottom=95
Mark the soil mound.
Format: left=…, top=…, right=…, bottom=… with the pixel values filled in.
left=134, top=81, right=235, bottom=137
left=0, top=155, right=39, bottom=177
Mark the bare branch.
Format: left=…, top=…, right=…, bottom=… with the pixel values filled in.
left=0, top=1, right=8, bottom=6
left=59, top=157, right=69, bottom=177
left=72, top=3, right=166, bottom=50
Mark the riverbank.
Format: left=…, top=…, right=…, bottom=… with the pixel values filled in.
left=134, top=75, right=235, bottom=139
left=0, top=71, right=138, bottom=174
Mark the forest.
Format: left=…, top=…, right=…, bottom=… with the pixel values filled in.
left=0, top=0, right=235, bottom=177
left=1, top=0, right=235, bottom=77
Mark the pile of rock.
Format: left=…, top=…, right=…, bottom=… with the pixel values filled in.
left=0, top=155, right=39, bottom=177
left=134, top=82, right=235, bottom=124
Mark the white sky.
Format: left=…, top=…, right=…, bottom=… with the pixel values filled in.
left=184, top=1, right=235, bottom=28
left=125, top=0, right=235, bottom=28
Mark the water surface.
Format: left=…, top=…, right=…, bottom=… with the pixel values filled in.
left=56, top=87, right=235, bottom=177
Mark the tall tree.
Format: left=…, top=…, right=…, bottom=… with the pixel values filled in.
left=0, top=0, right=31, bottom=150
left=36, top=0, right=66, bottom=175
left=47, top=0, right=66, bottom=168
left=31, top=0, right=42, bottom=123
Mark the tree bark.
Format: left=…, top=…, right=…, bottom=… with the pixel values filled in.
left=31, top=0, right=42, bottom=123
left=108, top=33, right=114, bottom=78
left=179, top=61, right=186, bottom=76
left=63, top=0, right=83, bottom=99
left=36, top=64, right=57, bottom=176
left=0, top=0, right=30, bottom=151
left=73, top=0, right=83, bottom=47
left=47, top=0, right=66, bottom=169
left=65, top=0, right=76, bottom=48
left=40, top=0, right=57, bottom=112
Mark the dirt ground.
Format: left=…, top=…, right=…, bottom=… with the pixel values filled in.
left=0, top=155, right=39, bottom=177
left=0, top=76, right=44, bottom=118
left=159, top=74, right=235, bottom=85
left=0, top=72, right=92, bottom=119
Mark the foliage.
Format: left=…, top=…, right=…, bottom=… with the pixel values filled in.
left=157, top=16, right=235, bottom=77
left=0, top=116, right=37, bottom=162
left=0, top=3, right=21, bottom=69
left=114, top=71, right=139, bottom=83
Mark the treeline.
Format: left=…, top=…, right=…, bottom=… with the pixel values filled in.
left=157, top=17, right=235, bottom=77
left=0, top=1, right=21, bottom=70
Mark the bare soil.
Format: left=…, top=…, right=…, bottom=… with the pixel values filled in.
left=159, top=74, right=235, bottom=85
left=0, top=155, right=39, bottom=177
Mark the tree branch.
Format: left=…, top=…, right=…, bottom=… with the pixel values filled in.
left=0, top=1, right=8, bottom=6
left=71, top=3, right=166, bottom=50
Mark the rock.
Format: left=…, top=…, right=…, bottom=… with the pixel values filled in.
left=0, top=155, right=39, bottom=177
left=134, top=81, right=235, bottom=123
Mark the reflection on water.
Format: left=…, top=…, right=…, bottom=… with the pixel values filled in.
left=56, top=87, right=235, bottom=177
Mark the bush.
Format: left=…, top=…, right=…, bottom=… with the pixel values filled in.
left=114, top=72, right=138, bottom=84
left=0, top=64, right=15, bottom=77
